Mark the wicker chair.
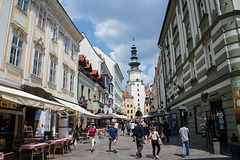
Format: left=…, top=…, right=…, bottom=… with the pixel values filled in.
left=55, top=141, right=66, bottom=155
left=45, top=143, right=55, bottom=160
left=65, top=140, right=71, bottom=153
left=70, top=138, right=76, bottom=150
left=3, top=152, right=14, bottom=160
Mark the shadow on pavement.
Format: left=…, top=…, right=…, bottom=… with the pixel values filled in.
left=167, top=135, right=230, bottom=157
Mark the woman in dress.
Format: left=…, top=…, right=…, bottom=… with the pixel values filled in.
left=87, top=123, right=97, bottom=152
left=147, top=127, right=161, bottom=159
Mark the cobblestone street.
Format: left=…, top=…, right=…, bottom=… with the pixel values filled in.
left=54, top=133, right=231, bottom=160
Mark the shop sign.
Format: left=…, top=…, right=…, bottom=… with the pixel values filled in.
left=0, top=100, right=17, bottom=109
left=231, top=77, right=240, bottom=138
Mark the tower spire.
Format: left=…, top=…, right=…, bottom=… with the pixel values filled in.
left=128, top=38, right=140, bottom=70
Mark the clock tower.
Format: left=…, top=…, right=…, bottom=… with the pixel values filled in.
left=126, top=38, right=145, bottom=117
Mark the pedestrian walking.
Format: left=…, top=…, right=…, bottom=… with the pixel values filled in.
left=114, top=121, right=119, bottom=129
left=127, top=120, right=131, bottom=136
left=143, top=123, right=149, bottom=144
left=133, top=120, right=145, bottom=159
left=107, top=124, right=118, bottom=153
left=161, top=118, right=169, bottom=143
left=179, top=123, right=189, bottom=158
left=147, top=127, right=161, bottom=159
left=131, top=120, right=136, bottom=136
left=87, top=123, right=97, bottom=153
left=121, top=119, right=125, bottom=136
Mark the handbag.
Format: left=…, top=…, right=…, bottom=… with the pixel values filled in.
left=158, top=138, right=163, bottom=145
left=161, top=132, right=165, bottom=138
left=150, top=137, right=152, bottom=146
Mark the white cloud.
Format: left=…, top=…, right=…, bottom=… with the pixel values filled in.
left=60, top=0, right=168, bottom=88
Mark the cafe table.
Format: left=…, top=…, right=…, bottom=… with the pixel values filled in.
left=19, top=142, right=48, bottom=160
left=24, top=138, right=38, bottom=144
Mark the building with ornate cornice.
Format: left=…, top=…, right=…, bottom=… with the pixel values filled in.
left=158, top=0, right=240, bottom=150
left=79, top=33, right=113, bottom=115
left=93, top=47, right=124, bottom=114
left=126, top=39, right=146, bottom=117
left=0, top=0, right=98, bottom=148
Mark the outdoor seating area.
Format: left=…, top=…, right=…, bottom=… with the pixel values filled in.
left=0, top=137, right=77, bottom=160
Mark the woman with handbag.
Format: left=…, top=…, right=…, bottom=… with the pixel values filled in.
left=147, top=127, right=161, bottom=159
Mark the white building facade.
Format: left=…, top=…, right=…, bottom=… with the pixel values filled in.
left=93, top=47, right=124, bottom=114
left=79, top=33, right=113, bottom=114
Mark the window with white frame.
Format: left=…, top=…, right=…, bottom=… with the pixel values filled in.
left=175, top=44, right=181, bottom=58
left=64, top=36, right=70, bottom=53
left=32, top=49, right=43, bottom=76
left=69, top=72, right=74, bottom=92
left=49, top=57, right=57, bottom=83
left=71, top=43, right=75, bottom=58
left=52, top=23, right=59, bottom=42
left=172, top=16, right=178, bottom=30
left=88, top=89, right=91, bottom=99
left=9, top=35, right=23, bottom=67
left=206, top=42, right=215, bottom=68
left=38, top=7, right=47, bottom=30
left=190, top=60, right=196, bottom=79
left=63, top=66, right=68, bottom=89
left=186, top=24, right=191, bottom=40
left=17, top=0, right=29, bottom=13
left=177, top=73, right=183, bottom=87
left=199, top=0, right=206, bottom=19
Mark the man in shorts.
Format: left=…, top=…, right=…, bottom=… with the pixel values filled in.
left=107, top=124, right=118, bottom=153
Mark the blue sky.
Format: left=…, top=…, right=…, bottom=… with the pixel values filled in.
left=59, top=0, right=168, bottom=89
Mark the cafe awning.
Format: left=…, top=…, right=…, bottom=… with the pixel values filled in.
left=54, top=98, right=100, bottom=119
left=142, top=113, right=169, bottom=118
left=0, top=85, right=63, bottom=110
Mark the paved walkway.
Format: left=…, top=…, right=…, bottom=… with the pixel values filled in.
left=54, top=133, right=231, bottom=160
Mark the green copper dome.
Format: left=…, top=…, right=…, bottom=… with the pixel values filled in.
left=128, top=38, right=140, bottom=70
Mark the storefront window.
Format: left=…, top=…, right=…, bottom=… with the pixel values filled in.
left=195, top=106, right=202, bottom=133
left=171, top=114, right=177, bottom=128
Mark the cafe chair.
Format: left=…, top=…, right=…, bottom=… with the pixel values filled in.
left=3, top=152, right=14, bottom=160
left=30, top=145, right=45, bottom=160
left=70, top=138, right=76, bottom=150
left=25, top=126, right=33, bottom=138
left=45, top=144, right=55, bottom=160
left=55, top=141, right=66, bottom=155
left=0, top=138, right=6, bottom=152
left=65, top=139, right=71, bottom=153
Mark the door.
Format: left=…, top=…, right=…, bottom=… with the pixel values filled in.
left=210, top=99, right=227, bottom=148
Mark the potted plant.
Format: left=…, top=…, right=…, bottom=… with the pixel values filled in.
left=229, top=133, right=240, bottom=160
left=213, top=138, right=220, bottom=154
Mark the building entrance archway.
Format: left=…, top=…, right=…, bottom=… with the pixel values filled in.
left=135, top=111, right=143, bottom=117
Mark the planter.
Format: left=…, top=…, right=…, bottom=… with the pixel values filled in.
left=229, top=142, right=240, bottom=160
left=213, top=141, right=220, bottom=154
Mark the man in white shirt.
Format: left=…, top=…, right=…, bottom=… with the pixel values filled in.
left=179, top=123, right=189, bottom=158
left=131, top=121, right=136, bottom=136
left=114, top=122, right=119, bottom=129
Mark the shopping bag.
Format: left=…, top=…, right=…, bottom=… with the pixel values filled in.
left=150, top=137, right=152, bottom=146
left=158, top=138, right=163, bottom=145
left=161, top=132, right=165, bottom=138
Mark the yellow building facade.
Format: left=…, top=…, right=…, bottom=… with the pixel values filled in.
left=0, top=0, right=83, bottom=142
left=123, top=92, right=135, bottom=120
